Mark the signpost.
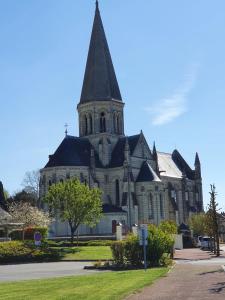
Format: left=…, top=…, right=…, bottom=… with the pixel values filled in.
left=139, top=224, right=148, bottom=271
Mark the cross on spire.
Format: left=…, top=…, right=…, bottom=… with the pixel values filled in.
left=64, top=123, right=68, bottom=136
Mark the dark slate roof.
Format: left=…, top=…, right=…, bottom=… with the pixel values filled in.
left=110, top=134, right=140, bottom=167
left=102, top=204, right=126, bottom=213
left=136, top=161, right=161, bottom=182
left=172, top=150, right=195, bottom=180
left=45, top=135, right=102, bottom=168
left=80, top=2, right=122, bottom=104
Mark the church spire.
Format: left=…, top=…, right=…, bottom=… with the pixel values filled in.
left=80, top=1, right=122, bottom=103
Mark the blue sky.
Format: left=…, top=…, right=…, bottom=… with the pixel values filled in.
left=0, top=0, right=224, bottom=210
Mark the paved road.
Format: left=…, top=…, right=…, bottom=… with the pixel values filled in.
left=0, top=261, right=99, bottom=282
left=127, top=247, right=225, bottom=300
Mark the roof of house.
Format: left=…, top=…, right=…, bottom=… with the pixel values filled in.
left=136, top=161, right=161, bottom=182
left=79, top=1, right=122, bottom=104
left=0, top=207, right=12, bottom=223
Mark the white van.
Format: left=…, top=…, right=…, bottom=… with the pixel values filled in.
left=197, top=236, right=203, bottom=247
left=201, top=236, right=211, bottom=250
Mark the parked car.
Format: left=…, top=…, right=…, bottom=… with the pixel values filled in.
left=197, top=236, right=203, bottom=247
left=201, top=236, right=214, bottom=250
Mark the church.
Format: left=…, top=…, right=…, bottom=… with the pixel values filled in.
left=39, top=2, right=203, bottom=237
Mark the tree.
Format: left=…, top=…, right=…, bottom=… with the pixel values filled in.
left=8, top=190, right=37, bottom=206
left=44, top=179, right=102, bottom=243
left=207, top=185, right=220, bottom=256
left=159, top=220, right=178, bottom=235
left=8, top=202, right=51, bottom=230
left=22, top=170, right=40, bottom=206
left=0, top=181, right=8, bottom=210
left=188, top=213, right=208, bottom=236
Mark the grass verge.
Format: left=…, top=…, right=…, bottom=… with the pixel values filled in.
left=58, top=246, right=112, bottom=261
left=0, top=268, right=168, bottom=300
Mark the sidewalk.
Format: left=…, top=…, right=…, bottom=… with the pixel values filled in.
left=127, top=248, right=225, bottom=300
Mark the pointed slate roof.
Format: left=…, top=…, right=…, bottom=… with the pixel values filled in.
left=195, top=152, right=200, bottom=166
left=136, top=161, right=161, bottom=182
left=80, top=1, right=122, bottom=103
left=109, top=134, right=141, bottom=167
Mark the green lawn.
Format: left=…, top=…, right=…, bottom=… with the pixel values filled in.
left=57, top=246, right=112, bottom=261
left=0, top=268, right=168, bottom=300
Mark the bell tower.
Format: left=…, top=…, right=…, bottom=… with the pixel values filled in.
left=77, top=1, right=125, bottom=139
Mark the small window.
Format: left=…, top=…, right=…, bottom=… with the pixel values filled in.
left=196, top=192, right=199, bottom=202
left=171, top=190, right=177, bottom=201
left=48, top=180, right=52, bottom=187
left=148, top=194, right=154, bottom=219
left=115, top=179, right=120, bottom=206
left=185, top=192, right=189, bottom=201
left=100, top=112, right=106, bottom=132
left=104, top=175, right=109, bottom=184
left=160, top=194, right=164, bottom=218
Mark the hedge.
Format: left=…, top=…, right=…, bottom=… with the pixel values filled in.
left=0, top=241, right=61, bottom=264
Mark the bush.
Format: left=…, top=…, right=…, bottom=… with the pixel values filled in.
left=111, top=226, right=175, bottom=268
left=159, top=220, right=178, bottom=234
left=111, top=241, right=125, bottom=266
left=124, top=234, right=142, bottom=267
left=0, top=241, right=61, bottom=264
left=147, top=224, right=174, bottom=266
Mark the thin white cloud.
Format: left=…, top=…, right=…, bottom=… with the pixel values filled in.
left=146, top=64, right=199, bottom=126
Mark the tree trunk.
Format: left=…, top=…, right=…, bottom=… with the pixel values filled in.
left=216, top=231, right=220, bottom=257
left=70, top=227, right=75, bottom=244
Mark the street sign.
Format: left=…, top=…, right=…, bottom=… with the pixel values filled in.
left=138, top=224, right=148, bottom=271
left=139, top=224, right=148, bottom=246
left=34, top=231, right=42, bottom=247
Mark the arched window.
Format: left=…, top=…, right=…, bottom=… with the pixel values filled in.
left=84, top=115, right=88, bottom=135
left=89, top=114, right=93, bottom=134
left=113, top=113, right=117, bottom=133
left=48, top=180, right=52, bottom=187
left=115, top=179, right=120, bottom=206
left=100, top=112, right=106, bottom=132
left=160, top=194, right=164, bottom=218
left=148, top=193, right=154, bottom=219
left=116, top=114, right=120, bottom=134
